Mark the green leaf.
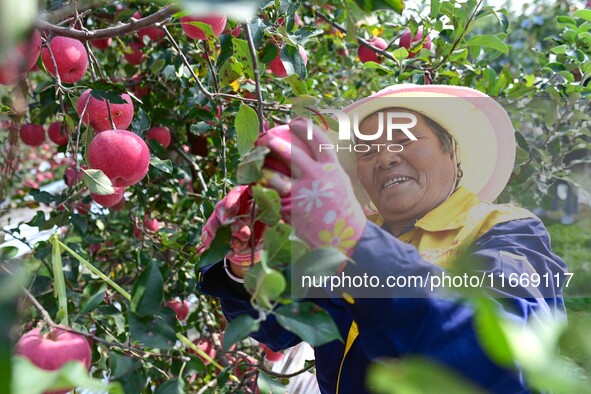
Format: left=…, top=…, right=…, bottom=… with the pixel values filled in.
left=249, top=18, right=266, bottom=47
left=275, top=302, right=341, bottom=346
left=222, top=315, right=260, bottom=351
left=466, top=35, right=509, bottom=54
left=232, top=39, right=255, bottom=80
left=82, top=169, right=115, bottom=195
left=131, top=261, right=163, bottom=317
left=0, top=246, right=18, bottom=261
left=244, top=265, right=286, bottom=308
left=151, top=58, right=166, bottom=75
left=284, top=74, right=308, bottom=95
left=366, top=356, right=485, bottom=394
left=472, top=298, right=514, bottom=366
left=352, top=0, right=404, bottom=14
left=195, top=226, right=232, bottom=270
left=237, top=146, right=270, bottom=184
left=78, top=283, right=107, bottom=316
left=263, top=223, right=293, bottom=266
left=11, top=357, right=124, bottom=394
left=89, top=89, right=128, bottom=104
left=154, top=378, right=185, bottom=394
left=150, top=157, right=173, bottom=174
left=51, top=237, right=68, bottom=326
left=235, top=104, right=260, bottom=157
left=132, top=108, right=151, bottom=138
left=279, top=45, right=307, bottom=79
left=574, top=9, right=591, bottom=22
left=219, top=57, right=244, bottom=88
left=257, top=370, right=289, bottom=394
left=430, top=0, right=441, bottom=19
left=252, top=184, right=281, bottom=226
left=393, top=47, right=409, bottom=62
left=29, top=190, right=55, bottom=204
left=128, top=308, right=177, bottom=349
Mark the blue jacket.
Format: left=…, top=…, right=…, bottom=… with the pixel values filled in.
left=198, top=188, right=567, bottom=393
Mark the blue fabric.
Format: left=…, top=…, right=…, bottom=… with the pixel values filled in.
left=198, top=217, right=567, bottom=394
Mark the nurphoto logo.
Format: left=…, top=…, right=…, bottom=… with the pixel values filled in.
left=306, top=110, right=418, bottom=152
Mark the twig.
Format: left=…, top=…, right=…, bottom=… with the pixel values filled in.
left=37, top=5, right=178, bottom=41
left=174, top=146, right=208, bottom=193
left=243, top=21, right=265, bottom=133
left=260, top=360, right=316, bottom=378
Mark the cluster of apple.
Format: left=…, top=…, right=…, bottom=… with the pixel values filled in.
left=357, top=28, right=433, bottom=64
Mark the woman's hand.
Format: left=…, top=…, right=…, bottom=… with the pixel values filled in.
left=198, top=185, right=265, bottom=277
left=259, top=118, right=367, bottom=257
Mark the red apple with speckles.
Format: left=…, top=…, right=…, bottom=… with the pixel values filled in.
left=91, top=38, right=112, bottom=50
left=91, top=186, right=125, bottom=208
left=399, top=29, right=432, bottom=58
left=19, top=124, right=45, bottom=147
left=48, top=122, right=68, bottom=146
left=143, top=215, right=160, bottom=231
left=76, top=89, right=134, bottom=133
left=64, top=164, right=87, bottom=187
left=88, top=129, right=150, bottom=187
left=166, top=299, right=191, bottom=320
left=358, top=37, right=388, bottom=64
left=269, top=45, right=308, bottom=78
left=180, top=15, right=227, bottom=40
left=190, top=338, right=216, bottom=365
left=42, top=36, right=88, bottom=83
left=123, top=41, right=145, bottom=65
left=14, top=328, right=92, bottom=394
left=0, top=30, right=42, bottom=85
left=146, top=127, right=171, bottom=148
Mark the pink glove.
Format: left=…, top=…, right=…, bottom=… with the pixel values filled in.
left=199, top=186, right=266, bottom=275
left=258, top=119, right=367, bottom=257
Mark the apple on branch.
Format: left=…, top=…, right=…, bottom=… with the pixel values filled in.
left=269, top=45, right=308, bottom=78
left=166, top=299, right=191, bottom=321
left=399, top=28, right=432, bottom=58
left=88, top=129, right=150, bottom=187
left=76, top=89, right=134, bottom=133
left=19, top=124, right=46, bottom=147
left=180, top=15, right=227, bottom=40
left=0, top=30, right=42, bottom=85
left=91, top=186, right=126, bottom=208
left=48, top=122, right=69, bottom=146
left=42, top=36, right=88, bottom=83
left=358, top=37, right=388, bottom=64
left=146, top=126, right=171, bottom=148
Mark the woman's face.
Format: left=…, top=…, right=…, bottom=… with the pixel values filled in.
left=356, top=109, right=456, bottom=226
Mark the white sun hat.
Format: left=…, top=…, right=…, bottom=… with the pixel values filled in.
left=326, top=84, right=516, bottom=209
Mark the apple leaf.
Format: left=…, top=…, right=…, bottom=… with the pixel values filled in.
left=89, top=88, right=128, bottom=104
left=257, top=371, right=289, bottom=394
left=466, top=35, right=509, bottom=54
left=132, top=108, right=151, bottom=137
left=263, top=223, right=298, bottom=267
left=128, top=307, right=177, bottom=349
left=279, top=45, right=307, bottom=79
left=237, top=146, right=269, bottom=184
left=252, top=184, right=281, bottom=226
left=275, top=302, right=342, bottom=346
left=260, top=42, right=279, bottom=63
left=574, top=9, right=591, bottom=22
left=154, top=378, right=185, bottom=394
left=232, top=39, right=255, bottom=80
left=0, top=246, right=18, bottom=261
left=131, top=261, right=163, bottom=318
left=29, top=189, right=56, bottom=204
left=150, top=157, right=173, bottom=174
left=11, top=356, right=124, bottom=394
left=351, top=0, right=404, bottom=14
left=222, top=314, right=260, bottom=351
left=285, top=74, right=308, bottom=95
left=82, top=169, right=115, bottom=196
left=219, top=56, right=245, bottom=89
left=235, top=104, right=260, bottom=157
left=244, top=264, right=286, bottom=309
left=78, top=283, right=107, bottom=316
left=248, top=18, right=266, bottom=47
left=195, top=225, right=232, bottom=270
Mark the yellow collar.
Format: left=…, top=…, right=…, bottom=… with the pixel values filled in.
left=414, top=186, right=480, bottom=231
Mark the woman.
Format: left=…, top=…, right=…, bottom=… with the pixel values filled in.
left=198, top=85, right=567, bottom=393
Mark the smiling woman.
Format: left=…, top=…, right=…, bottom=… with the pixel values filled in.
left=198, top=84, right=568, bottom=394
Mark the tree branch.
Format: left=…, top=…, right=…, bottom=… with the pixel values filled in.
left=37, top=5, right=178, bottom=41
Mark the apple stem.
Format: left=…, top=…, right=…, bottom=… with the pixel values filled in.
left=56, top=238, right=132, bottom=301
left=50, top=234, right=69, bottom=326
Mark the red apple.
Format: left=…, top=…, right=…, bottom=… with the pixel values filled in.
left=133, top=223, right=142, bottom=238
left=47, top=122, right=68, bottom=146
left=399, top=29, right=432, bottom=58
left=358, top=37, right=388, bottom=64
left=88, top=129, right=150, bottom=187
left=130, top=75, right=149, bottom=98
left=0, top=30, right=42, bottom=85
left=91, top=186, right=125, bottom=208
left=166, top=299, right=191, bottom=320
left=42, top=36, right=88, bottom=83
left=260, top=343, right=284, bottom=363
left=91, top=38, right=112, bottom=50
left=14, top=327, right=92, bottom=394
left=123, top=41, right=145, bottom=65
left=227, top=354, right=257, bottom=378
left=138, top=27, right=165, bottom=44
left=143, top=215, right=160, bottom=231
left=255, top=124, right=313, bottom=177
left=64, top=164, right=86, bottom=187
left=146, top=126, right=171, bottom=148
left=19, top=124, right=45, bottom=147
left=269, top=45, right=308, bottom=78
left=189, top=338, right=216, bottom=365
left=76, top=89, right=134, bottom=133
left=180, top=15, right=227, bottom=40
left=110, top=198, right=126, bottom=211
